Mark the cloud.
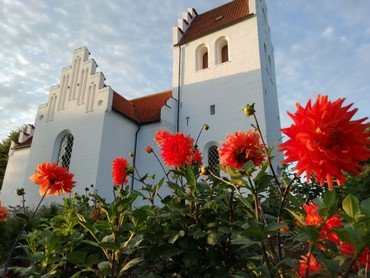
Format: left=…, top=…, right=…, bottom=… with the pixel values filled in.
left=0, top=0, right=369, bottom=142
left=321, top=26, right=334, bottom=39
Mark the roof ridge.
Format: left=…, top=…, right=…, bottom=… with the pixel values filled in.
left=130, top=89, right=172, bottom=101
left=198, top=0, right=235, bottom=17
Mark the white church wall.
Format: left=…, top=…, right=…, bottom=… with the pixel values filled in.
left=134, top=121, right=176, bottom=205
left=17, top=102, right=107, bottom=207
left=95, top=110, right=138, bottom=202
left=1, top=148, right=30, bottom=206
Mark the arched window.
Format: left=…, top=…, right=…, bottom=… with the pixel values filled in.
left=221, top=45, right=228, bottom=63
left=196, top=44, right=209, bottom=70
left=215, top=37, right=229, bottom=64
left=208, top=145, right=220, bottom=175
left=202, top=51, right=208, bottom=69
left=57, top=133, right=74, bottom=169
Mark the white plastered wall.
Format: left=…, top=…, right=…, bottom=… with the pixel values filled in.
left=1, top=148, right=31, bottom=206
left=132, top=97, right=177, bottom=206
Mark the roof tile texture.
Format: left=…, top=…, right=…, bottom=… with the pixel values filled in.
left=178, top=0, right=250, bottom=45
left=112, top=90, right=172, bottom=124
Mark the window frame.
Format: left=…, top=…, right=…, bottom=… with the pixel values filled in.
left=56, top=133, right=74, bottom=169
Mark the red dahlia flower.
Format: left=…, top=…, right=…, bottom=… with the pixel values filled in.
left=112, top=157, right=129, bottom=186
left=339, top=242, right=370, bottom=267
left=154, top=130, right=171, bottom=147
left=298, top=254, right=322, bottom=277
left=279, top=95, right=370, bottom=190
left=358, top=247, right=370, bottom=266
left=219, top=130, right=265, bottom=170
left=0, top=199, right=8, bottom=222
left=339, top=241, right=355, bottom=255
left=30, top=162, right=75, bottom=196
left=159, top=132, right=202, bottom=168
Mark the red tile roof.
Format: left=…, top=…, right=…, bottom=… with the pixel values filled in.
left=13, top=136, right=33, bottom=150
left=178, top=0, right=251, bottom=45
left=112, top=92, right=137, bottom=122
left=112, top=90, right=172, bottom=124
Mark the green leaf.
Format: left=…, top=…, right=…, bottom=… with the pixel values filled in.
left=342, top=194, right=360, bottom=219
left=323, top=189, right=336, bottom=208
left=85, top=254, right=100, bottom=267
left=101, top=234, right=115, bottom=243
left=67, top=251, right=86, bottom=265
left=94, top=220, right=112, bottom=232
left=286, top=208, right=305, bottom=226
left=160, top=247, right=184, bottom=258
left=100, top=242, right=118, bottom=250
left=361, top=198, right=370, bottom=215
left=120, top=258, right=142, bottom=273
left=16, top=213, right=30, bottom=224
left=230, top=234, right=257, bottom=246
left=168, top=234, right=179, bottom=244
left=184, top=167, right=197, bottom=188
left=264, top=222, right=288, bottom=233
left=81, top=240, right=100, bottom=248
left=207, top=231, right=221, bottom=245
left=97, top=261, right=110, bottom=269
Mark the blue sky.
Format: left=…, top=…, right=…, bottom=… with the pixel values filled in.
left=0, top=0, right=369, bottom=141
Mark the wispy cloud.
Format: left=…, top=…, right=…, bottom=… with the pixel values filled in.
left=266, top=0, right=370, bottom=128
left=0, top=0, right=369, bottom=141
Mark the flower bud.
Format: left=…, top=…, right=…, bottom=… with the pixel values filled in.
left=15, top=188, right=25, bottom=196
left=127, top=165, right=134, bottom=175
left=129, top=152, right=135, bottom=158
left=200, top=165, right=209, bottom=175
left=145, top=146, right=153, bottom=153
left=242, top=103, right=255, bottom=116
left=203, top=124, right=209, bottom=131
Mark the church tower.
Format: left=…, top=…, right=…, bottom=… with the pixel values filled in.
left=172, top=0, right=282, bottom=168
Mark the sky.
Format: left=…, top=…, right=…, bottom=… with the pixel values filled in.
left=0, top=0, right=369, bottom=141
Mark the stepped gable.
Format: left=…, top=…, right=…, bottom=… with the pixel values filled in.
left=178, top=0, right=250, bottom=45
left=112, top=90, right=172, bottom=124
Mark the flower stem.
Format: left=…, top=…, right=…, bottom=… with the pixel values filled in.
left=248, top=178, right=274, bottom=278
left=305, top=243, right=313, bottom=278
left=252, top=114, right=282, bottom=194
left=276, top=178, right=295, bottom=260
left=151, top=151, right=169, bottom=181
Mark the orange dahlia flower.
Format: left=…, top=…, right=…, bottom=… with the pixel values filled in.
left=298, top=254, right=322, bottom=277
left=280, top=95, right=370, bottom=190
left=303, top=203, right=323, bottom=226
left=30, top=162, right=75, bottom=196
left=112, top=157, right=129, bottom=186
left=219, top=130, right=265, bottom=170
left=159, top=132, right=202, bottom=168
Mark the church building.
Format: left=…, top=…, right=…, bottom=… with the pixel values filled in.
left=1, top=0, right=282, bottom=206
